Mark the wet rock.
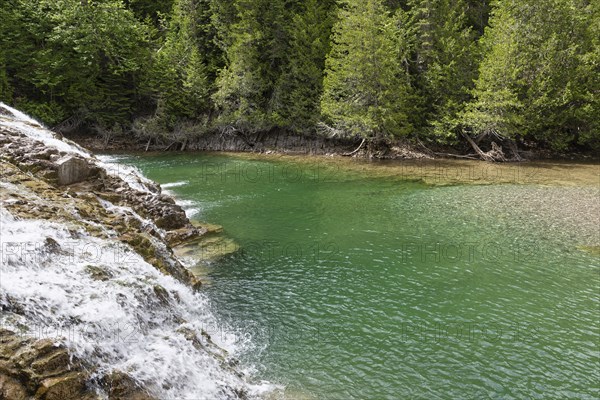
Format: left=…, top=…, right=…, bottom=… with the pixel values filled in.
left=39, top=170, right=59, bottom=183
left=43, top=237, right=62, bottom=254
left=0, top=330, right=97, bottom=400
left=96, top=191, right=121, bottom=204
left=176, top=327, right=204, bottom=351
left=154, top=209, right=188, bottom=230
left=164, top=226, right=205, bottom=247
left=35, top=372, right=93, bottom=400
left=0, top=105, right=14, bottom=117
left=102, top=371, right=155, bottom=400
left=0, top=108, right=248, bottom=399
left=158, top=194, right=176, bottom=204
left=84, top=265, right=113, bottom=281
left=153, top=285, right=171, bottom=306
left=30, top=348, right=71, bottom=377
left=191, top=277, right=203, bottom=292
left=0, top=374, right=27, bottom=400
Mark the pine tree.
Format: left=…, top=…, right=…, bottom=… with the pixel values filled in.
left=321, top=0, right=415, bottom=139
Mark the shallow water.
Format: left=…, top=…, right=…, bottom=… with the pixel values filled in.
left=116, top=152, right=599, bottom=399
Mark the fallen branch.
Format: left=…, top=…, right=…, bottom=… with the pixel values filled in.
left=164, top=141, right=177, bottom=151
left=461, top=131, right=506, bottom=162
left=434, top=152, right=480, bottom=160
left=507, top=139, right=524, bottom=161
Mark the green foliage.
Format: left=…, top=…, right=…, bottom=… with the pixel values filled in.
left=0, top=52, right=11, bottom=102
left=271, top=0, right=334, bottom=130
left=2, top=0, right=151, bottom=126
left=150, top=0, right=212, bottom=121
left=0, top=0, right=596, bottom=151
left=212, top=0, right=290, bottom=129
left=463, top=0, right=598, bottom=149
left=408, top=0, right=478, bottom=140
left=321, top=0, right=415, bottom=139
left=128, top=0, right=175, bottom=24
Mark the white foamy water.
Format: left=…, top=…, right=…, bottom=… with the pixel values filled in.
left=96, top=154, right=158, bottom=194
left=162, top=181, right=189, bottom=189
left=169, top=197, right=202, bottom=219
left=0, top=102, right=157, bottom=195
left=0, top=102, right=91, bottom=157
left=0, top=209, right=272, bottom=398
left=0, top=104, right=275, bottom=399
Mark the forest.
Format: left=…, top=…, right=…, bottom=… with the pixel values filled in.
left=0, top=0, right=598, bottom=155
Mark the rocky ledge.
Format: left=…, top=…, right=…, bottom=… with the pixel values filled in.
left=0, top=104, right=254, bottom=399
left=0, top=110, right=204, bottom=287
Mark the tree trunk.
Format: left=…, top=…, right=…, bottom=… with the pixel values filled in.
left=461, top=131, right=506, bottom=162
left=343, top=137, right=366, bottom=157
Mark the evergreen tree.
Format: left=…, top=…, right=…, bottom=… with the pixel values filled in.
left=1, top=0, right=151, bottom=126
left=271, top=0, right=335, bottom=130
left=0, top=0, right=595, bottom=152
left=463, top=0, right=598, bottom=149
left=408, top=0, right=478, bottom=140
left=128, top=0, right=175, bottom=24
left=213, top=0, right=288, bottom=129
left=150, top=0, right=212, bottom=122
left=321, top=0, right=415, bottom=139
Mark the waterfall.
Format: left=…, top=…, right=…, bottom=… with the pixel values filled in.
left=0, top=103, right=275, bottom=399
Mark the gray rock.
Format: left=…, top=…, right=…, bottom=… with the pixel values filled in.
left=55, top=156, right=91, bottom=185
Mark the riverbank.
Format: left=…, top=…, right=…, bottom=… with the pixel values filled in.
left=67, top=129, right=599, bottom=163
left=0, top=104, right=265, bottom=398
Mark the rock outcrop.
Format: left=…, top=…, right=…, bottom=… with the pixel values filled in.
left=0, top=329, right=156, bottom=400
left=0, top=115, right=203, bottom=286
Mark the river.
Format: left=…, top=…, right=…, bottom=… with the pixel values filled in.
left=111, top=152, right=599, bottom=399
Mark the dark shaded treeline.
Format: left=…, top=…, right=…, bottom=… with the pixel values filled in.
left=0, top=0, right=598, bottom=155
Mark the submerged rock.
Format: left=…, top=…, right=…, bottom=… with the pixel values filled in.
left=578, top=245, right=600, bottom=256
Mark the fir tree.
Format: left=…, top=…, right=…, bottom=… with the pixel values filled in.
left=271, top=0, right=335, bottom=130
left=463, top=0, right=598, bottom=149
left=408, top=0, right=478, bottom=140
left=321, top=0, right=415, bottom=139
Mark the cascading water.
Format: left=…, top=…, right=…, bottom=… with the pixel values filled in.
left=0, top=103, right=275, bottom=399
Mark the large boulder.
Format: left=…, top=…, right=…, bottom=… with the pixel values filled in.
left=55, top=156, right=91, bottom=185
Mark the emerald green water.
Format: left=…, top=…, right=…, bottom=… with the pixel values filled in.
left=114, top=153, right=599, bottom=399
